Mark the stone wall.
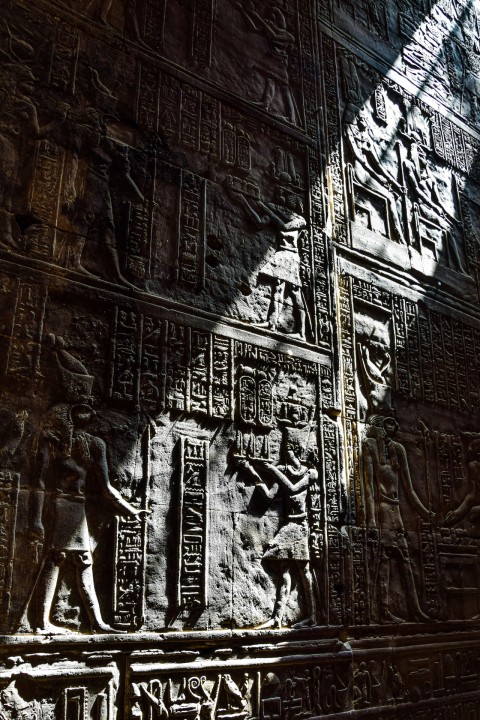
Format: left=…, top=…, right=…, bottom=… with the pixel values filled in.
left=1, top=0, right=480, bottom=717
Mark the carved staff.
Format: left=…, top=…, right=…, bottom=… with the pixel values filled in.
left=396, top=141, right=412, bottom=254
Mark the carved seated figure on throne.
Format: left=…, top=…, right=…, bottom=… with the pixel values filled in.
left=402, top=141, right=467, bottom=273
left=345, top=108, right=406, bottom=244
left=444, top=436, right=480, bottom=527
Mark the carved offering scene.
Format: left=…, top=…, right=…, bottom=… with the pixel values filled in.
left=3, top=0, right=480, bottom=718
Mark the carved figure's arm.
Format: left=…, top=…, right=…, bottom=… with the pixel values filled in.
left=397, top=443, right=430, bottom=518
left=366, top=143, right=402, bottom=192
left=254, top=459, right=313, bottom=493
left=90, top=437, right=144, bottom=517
left=237, top=459, right=278, bottom=499
left=235, top=2, right=262, bottom=31
left=362, top=441, right=376, bottom=527
left=30, top=431, right=58, bottom=537
left=231, top=191, right=270, bottom=228
left=404, top=162, right=435, bottom=208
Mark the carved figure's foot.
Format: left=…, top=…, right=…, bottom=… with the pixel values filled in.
left=118, top=275, right=138, bottom=291
left=380, top=610, right=405, bottom=624
left=415, top=609, right=430, bottom=622
left=94, top=622, right=124, bottom=634
left=254, top=617, right=281, bottom=630
left=0, top=237, right=20, bottom=252
left=36, top=623, right=74, bottom=635
left=292, top=616, right=316, bottom=629
left=71, top=263, right=98, bottom=279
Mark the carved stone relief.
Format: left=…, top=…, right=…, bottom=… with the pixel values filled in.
left=3, top=0, right=480, bottom=717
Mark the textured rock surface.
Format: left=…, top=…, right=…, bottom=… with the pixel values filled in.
left=1, top=0, right=480, bottom=717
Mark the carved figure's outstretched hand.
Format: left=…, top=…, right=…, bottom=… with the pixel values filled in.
left=444, top=508, right=461, bottom=525
left=119, top=503, right=150, bottom=520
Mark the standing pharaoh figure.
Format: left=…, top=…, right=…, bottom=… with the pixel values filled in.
left=362, top=415, right=431, bottom=623
left=238, top=412, right=318, bottom=628
left=236, top=2, right=298, bottom=123
left=230, top=189, right=309, bottom=339
left=64, top=105, right=144, bottom=287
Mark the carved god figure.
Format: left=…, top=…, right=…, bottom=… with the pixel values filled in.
left=362, top=415, right=431, bottom=623
left=344, top=108, right=406, bottom=244
left=27, top=402, right=144, bottom=634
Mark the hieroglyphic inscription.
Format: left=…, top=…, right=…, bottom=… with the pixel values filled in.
left=110, top=308, right=140, bottom=405
left=136, top=62, right=160, bottom=133
left=0, top=471, right=19, bottom=632
left=177, top=171, right=206, bottom=290
left=113, top=517, right=145, bottom=629
left=27, top=140, right=65, bottom=259
left=113, top=422, right=152, bottom=629
left=142, top=0, right=167, bottom=49
left=191, top=0, right=214, bottom=68
left=323, top=36, right=348, bottom=246
left=48, top=20, right=79, bottom=95
left=111, top=313, right=236, bottom=417
left=125, top=157, right=155, bottom=281
left=6, top=281, right=47, bottom=379
left=177, top=437, right=209, bottom=609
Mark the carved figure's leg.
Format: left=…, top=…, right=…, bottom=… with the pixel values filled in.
left=36, top=552, right=71, bottom=634
left=377, top=548, right=404, bottom=623
left=293, top=561, right=317, bottom=628
left=262, top=78, right=276, bottom=110
left=98, top=0, right=113, bottom=23
left=402, top=557, right=429, bottom=622
left=255, top=562, right=291, bottom=629
left=75, top=551, right=116, bottom=633
left=282, top=87, right=297, bottom=124
left=275, top=563, right=292, bottom=627
left=290, top=285, right=306, bottom=339
left=105, top=244, right=137, bottom=289
left=266, top=280, right=285, bottom=331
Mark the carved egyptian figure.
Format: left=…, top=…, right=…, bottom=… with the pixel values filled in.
left=402, top=141, right=466, bottom=272
left=229, top=188, right=309, bottom=339
left=444, top=437, right=480, bottom=528
left=28, top=402, right=143, bottom=634
left=345, top=109, right=406, bottom=244
left=63, top=103, right=143, bottom=287
left=238, top=415, right=318, bottom=629
left=363, top=415, right=431, bottom=623
left=0, top=61, right=67, bottom=249
left=356, top=316, right=392, bottom=416
left=236, top=2, right=298, bottom=123
left=0, top=682, right=40, bottom=720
